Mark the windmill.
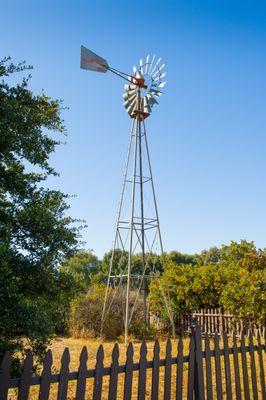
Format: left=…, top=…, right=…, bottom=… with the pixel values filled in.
left=80, top=46, right=174, bottom=342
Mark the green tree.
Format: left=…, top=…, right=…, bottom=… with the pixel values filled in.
left=0, top=57, right=82, bottom=374
left=101, top=249, right=128, bottom=278
left=149, top=241, right=265, bottom=326
left=217, top=241, right=266, bottom=320
left=167, top=250, right=197, bottom=266
left=61, top=250, right=100, bottom=290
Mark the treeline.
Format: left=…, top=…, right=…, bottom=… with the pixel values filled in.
left=62, top=241, right=266, bottom=341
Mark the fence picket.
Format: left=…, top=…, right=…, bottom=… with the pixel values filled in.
left=0, top=352, right=11, bottom=400
left=108, top=343, right=119, bottom=400
left=137, top=341, right=147, bottom=400
left=222, top=332, right=232, bottom=400
left=93, top=345, right=104, bottom=400
left=232, top=332, right=242, bottom=400
left=176, top=338, right=183, bottom=400
left=151, top=340, right=160, bottom=400
left=240, top=332, right=250, bottom=399
left=39, top=350, right=53, bottom=400
left=204, top=333, right=213, bottom=400
left=76, top=346, right=88, bottom=400
left=57, top=348, right=70, bottom=400
left=214, top=333, right=223, bottom=400
left=164, top=339, right=172, bottom=400
left=187, top=335, right=195, bottom=400
left=247, top=331, right=258, bottom=400
left=194, top=324, right=205, bottom=400
left=18, top=352, right=33, bottom=400
left=123, top=342, right=133, bottom=400
left=257, top=332, right=266, bottom=398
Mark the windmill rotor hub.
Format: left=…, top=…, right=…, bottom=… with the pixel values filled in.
left=135, top=77, right=147, bottom=88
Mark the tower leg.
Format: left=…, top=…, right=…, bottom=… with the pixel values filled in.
left=125, top=119, right=138, bottom=344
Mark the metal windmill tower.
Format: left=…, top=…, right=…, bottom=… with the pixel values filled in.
left=80, top=47, right=173, bottom=342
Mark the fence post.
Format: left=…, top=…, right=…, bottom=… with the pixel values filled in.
left=192, top=320, right=205, bottom=400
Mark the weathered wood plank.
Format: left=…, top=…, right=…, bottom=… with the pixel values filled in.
left=240, top=332, right=250, bottom=399
left=39, top=350, right=53, bottom=400
left=232, top=332, right=242, bottom=400
left=18, top=352, right=33, bottom=400
left=76, top=346, right=88, bottom=400
left=194, top=324, right=205, bottom=400
left=248, top=331, right=258, bottom=400
left=164, top=339, right=172, bottom=400
left=108, top=343, right=119, bottom=400
left=222, top=332, right=232, bottom=400
left=137, top=341, right=147, bottom=400
left=93, top=345, right=104, bottom=400
left=214, top=333, right=223, bottom=400
left=187, top=335, right=195, bottom=400
left=57, top=348, right=70, bottom=400
left=205, top=333, right=213, bottom=400
left=0, top=352, right=11, bottom=400
left=257, top=332, right=266, bottom=399
left=123, top=343, right=133, bottom=400
left=176, top=338, right=183, bottom=400
left=151, top=340, right=160, bottom=400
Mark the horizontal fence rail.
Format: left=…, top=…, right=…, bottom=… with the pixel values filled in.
left=0, top=325, right=265, bottom=399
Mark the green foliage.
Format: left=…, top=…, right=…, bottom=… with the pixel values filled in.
left=61, top=250, right=100, bottom=290
left=217, top=241, right=266, bottom=321
left=0, top=57, right=82, bottom=375
left=101, top=249, right=128, bottom=278
left=149, top=240, right=266, bottom=325
left=167, top=250, right=197, bottom=266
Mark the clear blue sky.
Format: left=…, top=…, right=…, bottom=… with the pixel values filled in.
left=2, top=0, right=266, bottom=257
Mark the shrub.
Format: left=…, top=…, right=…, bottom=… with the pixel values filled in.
left=70, top=284, right=147, bottom=340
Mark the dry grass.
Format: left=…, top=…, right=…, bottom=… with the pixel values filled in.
left=8, top=335, right=265, bottom=399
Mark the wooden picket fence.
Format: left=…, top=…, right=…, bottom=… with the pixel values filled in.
left=0, top=325, right=265, bottom=399
left=184, top=309, right=265, bottom=338
left=152, top=309, right=265, bottom=338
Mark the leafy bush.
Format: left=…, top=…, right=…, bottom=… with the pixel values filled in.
left=70, top=284, right=147, bottom=340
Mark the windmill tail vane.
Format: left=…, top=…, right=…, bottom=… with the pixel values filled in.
left=80, top=46, right=174, bottom=343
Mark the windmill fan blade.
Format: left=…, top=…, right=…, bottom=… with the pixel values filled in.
left=152, top=63, right=165, bottom=78
left=147, top=93, right=159, bottom=105
left=153, top=72, right=166, bottom=82
left=145, top=55, right=150, bottom=74
left=135, top=70, right=143, bottom=80
left=143, top=96, right=151, bottom=114
left=148, top=54, right=156, bottom=75
left=123, top=91, right=136, bottom=101
left=123, top=88, right=136, bottom=97
left=133, top=66, right=137, bottom=74
left=124, top=84, right=136, bottom=91
left=150, top=57, right=161, bottom=76
left=156, top=81, right=167, bottom=88
left=127, top=100, right=136, bottom=114
left=124, top=94, right=137, bottom=108
left=139, top=58, right=144, bottom=72
left=124, top=93, right=136, bottom=104
left=150, top=87, right=163, bottom=94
